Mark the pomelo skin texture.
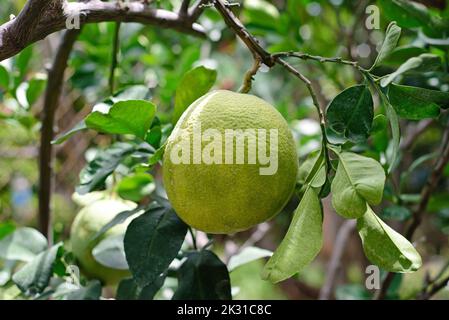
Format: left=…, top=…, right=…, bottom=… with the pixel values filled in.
left=163, top=90, right=298, bottom=234
left=70, top=199, right=136, bottom=285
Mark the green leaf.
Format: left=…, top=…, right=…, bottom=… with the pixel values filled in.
left=357, top=206, right=422, bottom=272
left=0, top=221, right=15, bottom=240
left=331, top=152, right=385, bottom=219
left=85, top=100, right=156, bottom=139
left=371, top=22, right=402, bottom=69
left=381, top=46, right=427, bottom=67
left=117, top=173, right=155, bottom=202
left=92, top=205, right=149, bottom=242
left=172, top=250, right=232, bottom=300
left=389, top=84, right=449, bottom=120
left=173, top=66, right=217, bottom=124
left=297, top=150, right=326, bottom=189
left=228, top=247, right=272, bottom=272
left=326, top=85, right=374, bottom=143
left=124, top=207, right=187, bottom=287
left=0, top=65, right=9, bottom=90
left=15, top=46, right=33, bottom=79
left=65, top=280, right=102, bottom=300
left=110, top=85, right=150, bottom=103
left=379, top=0, right=431, bottom=28
left=26, top=77, right=46, bottom=106
left=262, top=186, right=323, bottom=283
left=12, top=243, right=62, bottom=295
left=381, top=93, right=401, bottom=173
left=148, top=143, right=166, bottom=166
left=0, top=228, right=47, bottom=262
left=381, top=205, right=412, bottom=221
left=335, top=284, right=371, bottom=300
left=76, top=142, right=135, bottom=195
left=51, top=121, right=87, bottom=145
left=92, top=234, right=128, bottom=270
left=116, top=276, right=165, bottom=300
left=381, top=54, right=441, bottom=87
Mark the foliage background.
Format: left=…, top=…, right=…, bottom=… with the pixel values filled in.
left=0, top=0, right=449, bottom=300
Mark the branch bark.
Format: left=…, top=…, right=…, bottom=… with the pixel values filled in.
left=0, top=0, right=206, bottom=62
left=38, top=29, right=81, bottom=244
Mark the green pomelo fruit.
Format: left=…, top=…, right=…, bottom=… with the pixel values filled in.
left=70, top=198, right=136, bottom=285
left=163, top=90, right=298, bottom=234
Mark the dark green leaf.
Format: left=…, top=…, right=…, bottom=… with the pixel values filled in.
left=262, top=187, right=322, bottom=283
left=381, top=205, right=412, bottom=221
left=92, top=234, right=128, bottom=270
left=379, top=0, right=431, bottom=28
left=381, top=54, right=441, bottom=87
left=326, top=85, right=373, bottom=143
left=76, top=142, right=135, bottom=195
left=172, top=250, right=231, bottom=300
left=331, top=152, right=386, bottom=218
left=86, top=100, right=156, bottom=139
left=357, top=206, right=422, bottom=272
left=116, top=275, right=165, bottom=300
left=335, top=284, right=371, bottom=300
left=173, top=66, right=217, bottom=124
left=51, top=121, right=87, bottom=145
left=389, top=84, right=449, bottom=120
left=65, top=280, right=102, bottom=300
left=0, top=221, right=15, bottom=240
left=12, top=243, right=62, bottom=295
left=0, top=228, right=47, bottom=262
left=381, top=46, right=427, bottom=67
left=117, top=173, right=155, bottom=202
left=124, top=207, right=187, bottom=287
left=371, top=22, right=402, bottom=69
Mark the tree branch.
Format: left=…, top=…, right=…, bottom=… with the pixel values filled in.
left=319, top=220, right=356, bottom=300
left=0, top=0, right=206, bottom=62
left=38, top=29, right=81, bottom=244
left=375, top=125, right=449, bottom=299
left=189, top=0, right=210, bottom=23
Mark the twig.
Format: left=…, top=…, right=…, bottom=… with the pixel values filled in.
left=319, top=220, right=356, bottom=300
left=238, top=58, right=261, bottom=93
left=38, top=29, right=81, bottom=244
left=0, top=0, right=206, bottom=62
left=188, top=227, right=198, bottom=250
left=376, top=125, right=449, bottom=299
left=188, top=0, right=210, bottom=22
left=420, top=274, right=449, bottom=300
left=109, top=22, right=121, bottom=95
left=179, top=0, right=191, bottom=17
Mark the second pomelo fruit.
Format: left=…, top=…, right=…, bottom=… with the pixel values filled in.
left=163, top=90, right=298, bottom=234
left=70, top=198, right=136, bottom=285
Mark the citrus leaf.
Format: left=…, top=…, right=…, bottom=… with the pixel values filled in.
left=92, top=234, right=128, bottom=270
left=117, top=173, right=155, bottom=202
left=380, top=92, right=401, bottom=173
left=381, top=46, right=427, bottom=67
left=124, top=207, right=187, bottom=287
left=172, top=250, right=232, bottom=300
left=12, top=243, right=62, bottom=295
left=331, top=152, right=385, bottom=219
left=26, top=77, right=46, bottom=106
left=0, top=65, right=9, bottom=90
left=381, top=205, right=411, bottom=221
left=357, top=206, right=422, bottom=272
left=262, top=186, right=323, bottom=283
left=0, top=228, right=47, bottom=262
left=51, top=121, right=87, bottom=145
left=116, top=275, right=165, bottom=300
left=228, top=247, right=272, bottom=272
left=379, top=0, right=431, bottom=28
left=381, top=54, right=441, bottom=87
left=297, top=150, right=326, bottom=189
left=173, top=66, right=217, bottom=124
left=389, top=84, right=449, bottom=120
left=76, top=142, right=135, bottom=195
left=326, top=85, right=374, bottom=143
left=85, top=100, right=156, bottom=139
left=371, top=22, right=402, bottom=69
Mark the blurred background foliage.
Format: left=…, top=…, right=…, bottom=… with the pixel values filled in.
left=1, top=0, right=449, bottom=299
